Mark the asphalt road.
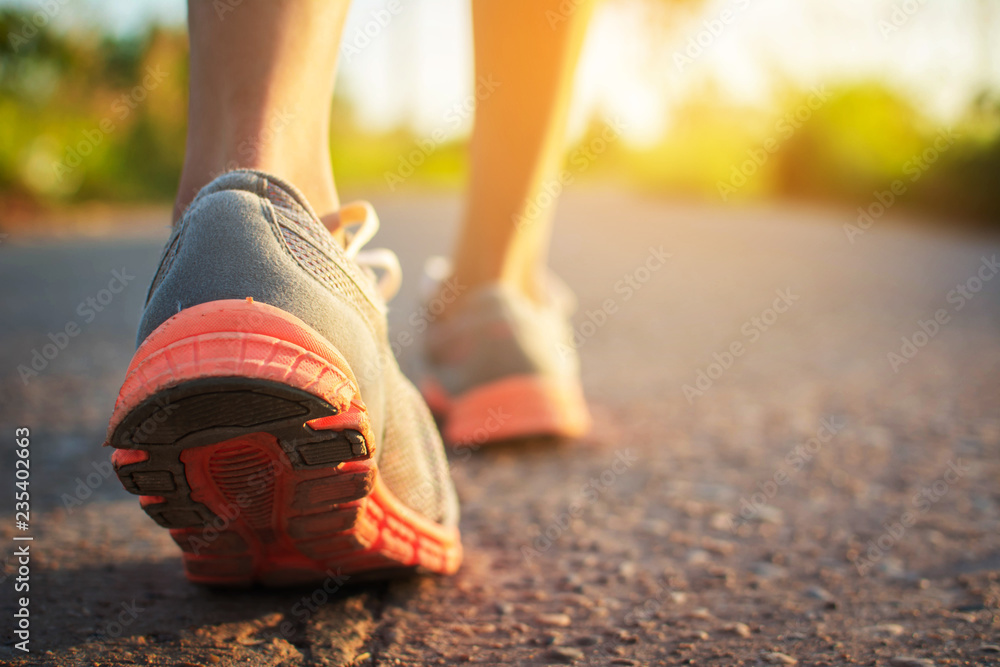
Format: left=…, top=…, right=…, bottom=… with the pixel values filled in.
left=1, top=192, right=999, bottom=666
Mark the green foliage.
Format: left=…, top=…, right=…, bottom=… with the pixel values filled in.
left=1, top=10, right=188, bottom=202
left=1, top=7, right=998, bottom=226
left=578, top=81, right=1000, bottom=224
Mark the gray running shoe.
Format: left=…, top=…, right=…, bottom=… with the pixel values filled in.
left=419, top=261, right=591, bottom=447
left=106, top=170, right=461, bottom=585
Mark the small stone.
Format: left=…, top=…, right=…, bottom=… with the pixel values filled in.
left=700, top=537, right=735, bottom=556
left=575, top=636, right=600, bottom=647
left=982, top=645, right=1000, bottom=653
left=709, top=512, right=735, bottom=531
left=686, top=549, right=710, bottom=565
left=617, top=561, right=637, bottom=579
left=496, top=602, right=514, bottom=616
left=889, top=657, right=934, bottom=667
left=749, top=562, right=787, bottom=580
left=757, top=506, right=785, bottom=524
left=669, top=591, right=687, bottom=604
left=612, top=629, right=639, bottom=644
left=640, top=519, right=670, bottom=536
left=876, top=557, right=907, bottom=579
left=804, top=586, right=833, bottom=602
left=867, top=623, right=906, bottom=637
left=682, top=630, right=709, bottom=641
left=681, top=499, right=706, bottom=517
left=723, top=622, right=752, bottom=638
left=536, top=613, right=573, bottom=627
left=547, top=646, right=584, bottom=663
left=762, top=651, right=798, bottom=665
left=687, top=607, right=713, bottom=621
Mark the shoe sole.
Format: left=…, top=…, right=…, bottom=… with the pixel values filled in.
left=421, top=375, right=591, bottom=447
left=107, top=298, right=461, bottom=586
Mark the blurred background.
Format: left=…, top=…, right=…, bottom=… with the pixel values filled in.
left=1, top=0, right=998, bottom=227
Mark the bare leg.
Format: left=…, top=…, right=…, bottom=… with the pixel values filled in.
left=176, top=0, right=351, bottom=231
left=451, top=0, right=596, bottom=302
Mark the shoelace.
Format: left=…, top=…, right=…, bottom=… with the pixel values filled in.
left=339, top=201, right=402, bottom=302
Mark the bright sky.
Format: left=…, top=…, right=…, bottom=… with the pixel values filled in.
left=10, top=0, right=998, bottom=147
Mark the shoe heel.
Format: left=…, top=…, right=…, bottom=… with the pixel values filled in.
left=108, top=299, right=460, bottom=584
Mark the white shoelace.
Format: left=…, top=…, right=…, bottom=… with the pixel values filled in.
left=338, top=201, right=402, bottom=302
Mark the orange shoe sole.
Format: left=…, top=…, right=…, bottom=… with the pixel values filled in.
left=421, top=374, right=591, bottom=447
left=107, top=298, right=461, bottom=586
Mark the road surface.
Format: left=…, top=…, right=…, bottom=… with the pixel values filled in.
left=1, top=192, right=998, bottom=666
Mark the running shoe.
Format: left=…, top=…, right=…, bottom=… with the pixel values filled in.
left=105, top=170, right=461, bottom=586
left=419, top=260, right=591, bottom=447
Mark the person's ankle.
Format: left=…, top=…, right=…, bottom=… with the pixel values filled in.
left=439, top=266, right=546, bottom=318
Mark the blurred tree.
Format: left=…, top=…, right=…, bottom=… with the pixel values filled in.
left=0, top=4, right=997, bottom=227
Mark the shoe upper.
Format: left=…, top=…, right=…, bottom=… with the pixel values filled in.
left=421, top=269, right=583, bottom=398
left=140, top=169, right=457, bottom=528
